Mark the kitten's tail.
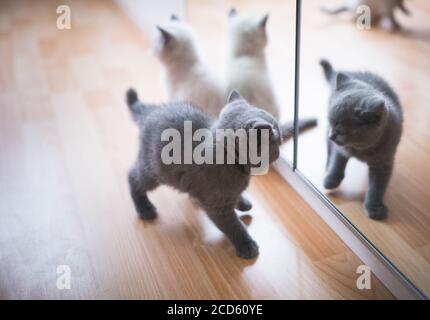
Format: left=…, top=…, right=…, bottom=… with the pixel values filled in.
left=281, top=118, right=318, bottom=141
left=320, top=59, right=335, bottom=82
left=126, top=88, right=145, bottom=123
left=320, top=5, right=349, bottom=15
left=398, top=0, right=411, bottom=15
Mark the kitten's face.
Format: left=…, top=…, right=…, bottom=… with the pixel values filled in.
left=227, top=9, right=269, bottom=55
left=152, top=18, right=198, bottom=64
left=219, top=91, right=282, bottom=165
left=328, top=91, right=388, bottom=150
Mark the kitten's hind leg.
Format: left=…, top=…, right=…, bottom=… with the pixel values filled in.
left=204, top=203, right=258, bottom=259
left=365, top=163, right=393, bottom=220
left=128, top=167, right=159, bottom=220
left=324, top=149, right=349, bottom=189
left=236, top=194, right=252, bottom=212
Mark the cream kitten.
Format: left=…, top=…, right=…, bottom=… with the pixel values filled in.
left=153, top=15, right=226, bottom=117
left=226, top=9, right=280, bottom=120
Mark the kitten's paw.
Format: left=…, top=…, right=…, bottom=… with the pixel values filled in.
left=236, top=197, right=252, bottom=212
left=235, top=240, right=259, bottom=259
left=137, top=202, right=158, bottom=220
left=365, top=202, right=388, bottom=220
left=324, top=174, right=343, bottom=189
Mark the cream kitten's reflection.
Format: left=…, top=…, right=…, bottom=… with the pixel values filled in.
left=226, top=8, right=317, bottom=139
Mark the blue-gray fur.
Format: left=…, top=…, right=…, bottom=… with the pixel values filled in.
left=320, top=59, right=403, bottom=220
left=280, top=119, right=318, bottom=141
left=126, top=88, right=282, bottom=259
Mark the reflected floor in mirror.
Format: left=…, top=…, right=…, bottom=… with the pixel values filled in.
left=297, top=0, right=430, bottom=296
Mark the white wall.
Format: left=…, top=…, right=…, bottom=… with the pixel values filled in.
left=116, top=0, right=187, bottom=35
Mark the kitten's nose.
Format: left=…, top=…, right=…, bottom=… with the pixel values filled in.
left=329, top=132, right=336, bottom=141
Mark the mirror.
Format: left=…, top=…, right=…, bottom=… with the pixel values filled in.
left=297, top=0, right=430, bottom=297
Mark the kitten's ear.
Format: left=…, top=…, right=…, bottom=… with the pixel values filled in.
left=229, top=8, right=238, bottom=17
left=227, top=90, right=243, bottom=103
left=247, top=120, right=274, bottom=140
left=156, top=26, right=173, bottom=44
left=250, top=121, right=273, bottom=131
left=356, top=101, right=387, bottom=123
left=259, top=14, right=269, bottom=29
left=335, top=72, right=350, bottom=90
left=170, top=14, right=179, bottom=21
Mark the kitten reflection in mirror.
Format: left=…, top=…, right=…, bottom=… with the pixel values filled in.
left=153, top=14, right=226, bottom=117
left=226, top=8, right=280, bottom=119
left=226, top=8, right=317, bottom=139
left=320, top=59, right=403, bottom=220
left=321, top=0, right=410, bottom=31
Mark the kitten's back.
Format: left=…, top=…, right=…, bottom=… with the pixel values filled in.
left=140, top=102, right=212, bottom=139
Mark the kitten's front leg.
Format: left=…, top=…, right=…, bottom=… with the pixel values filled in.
left=365, top=163, right=393, bottom=220
left=325, top=138, right=333, bottom=170
left=205, top=204, right=258, bottom=259
left=324, top=147, right=349, bottom=189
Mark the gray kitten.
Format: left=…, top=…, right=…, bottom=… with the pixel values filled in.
left=320, top=59, right=403, bottom=220
left=126, top=88, right=282, bottom=259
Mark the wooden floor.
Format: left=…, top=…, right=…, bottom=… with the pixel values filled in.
left=296, top=0, right=430, bottom=297
left=0, top=0, right=393, bottom=299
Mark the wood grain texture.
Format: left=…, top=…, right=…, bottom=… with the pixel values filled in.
left=0, top=0, right=393, bottom=299
left=296, top=0, right=430, bottom=297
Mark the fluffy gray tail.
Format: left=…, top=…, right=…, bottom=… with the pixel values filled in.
left=320, top=59, right=335, bottom=82
left=281, top=118, right=318, bottom=141
left=320, top=5, right=349, bottom=15
left=126, top=88, right=144, bottom=123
